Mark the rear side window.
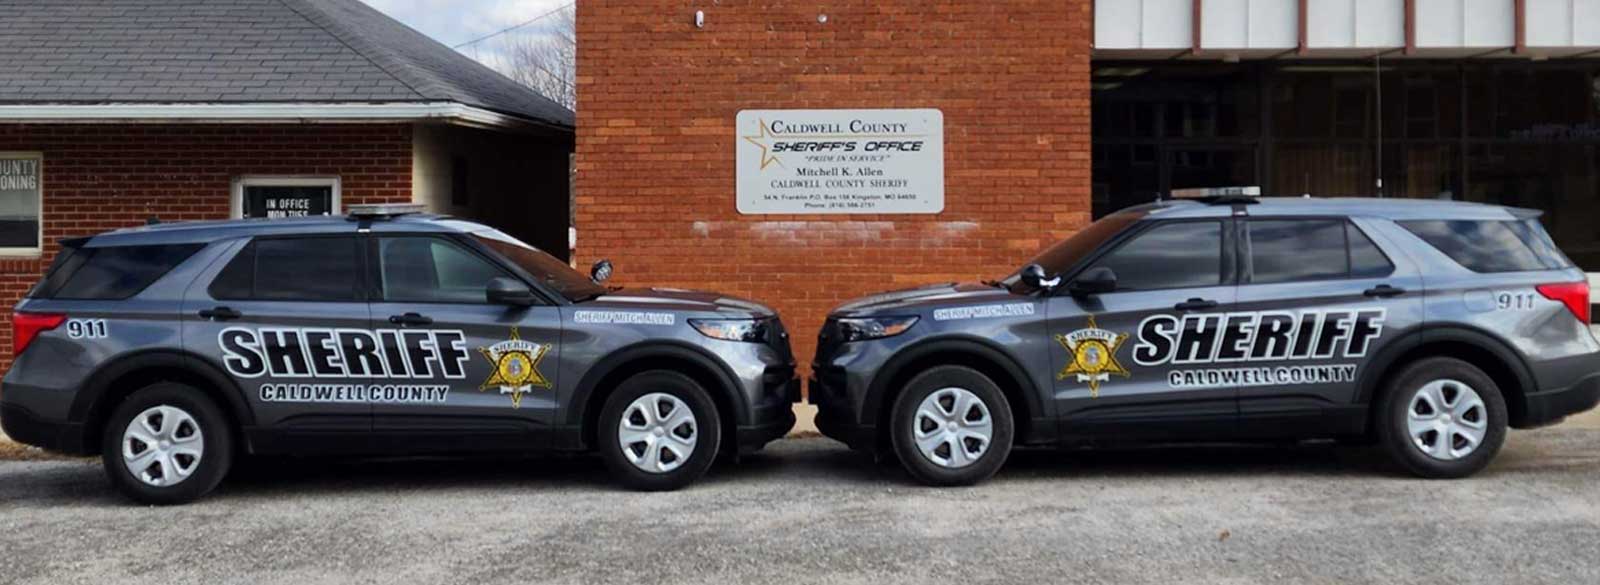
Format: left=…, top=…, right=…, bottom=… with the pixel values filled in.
left=1248, top=220, right=1394, bottom=284
left=1400, top=219, right=1571, bottom=273
left=210, top=237, right=362, bottom=301
left=32, top=243, right=203, bottom=300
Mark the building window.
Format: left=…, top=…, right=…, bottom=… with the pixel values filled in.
left=0, top=152, right=42, bottom=255
left=232, top=177, right=340, bottom=219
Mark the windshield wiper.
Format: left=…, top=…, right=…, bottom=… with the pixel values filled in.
left=980, top=279, right=1006, bottom=289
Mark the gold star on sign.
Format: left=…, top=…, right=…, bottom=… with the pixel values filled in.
left=741, top=118, right=784, bottom=170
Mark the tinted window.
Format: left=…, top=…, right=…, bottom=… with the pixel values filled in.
left=40, top=243, right=203, bottom=300
left=378, top=236, right=508, bottom=303
left=1090, top=221, right=1224, bottom=291
left=471, top=229, right=607, bottom=302
left=1348, top=223, right=1395, bottom=278
left=1011, top=210, right=1146, bottom=290
left=210, top=237, right=362, bottom=301
left=1400, top=219, right=1570, bottom=273
left=1250, top=220, right=1347, bottom=284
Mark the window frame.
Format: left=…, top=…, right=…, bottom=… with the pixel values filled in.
left=208, top=234, right=369, bottom=303
left=1067, top=218, right=1237, bottom=294
left=1241, top=217, right=1396, bottom=286
left=0, top=151, right=44, bottom=257
left=367, top=233, right=524, bottom=305
left=231, top=176, right=341, bottom=220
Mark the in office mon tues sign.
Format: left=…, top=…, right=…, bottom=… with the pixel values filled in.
left=736, top=109, right=944, bottom=214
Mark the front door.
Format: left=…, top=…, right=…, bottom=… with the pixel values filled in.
left=1048, top=219, right=1239, bottom=438
left=1232, top=217, right=1424, bottom=435
left=366, top=234, right=563, bottom=448
left=183, top=233, right=373, bottom=438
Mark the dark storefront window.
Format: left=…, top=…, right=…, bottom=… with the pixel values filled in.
left=1092, top=61, right=1600, bottom=270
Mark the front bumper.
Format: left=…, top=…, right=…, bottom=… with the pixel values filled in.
left=1518, top=371, right=1600, bottom=428
left=808, top=368, right=876, bottom=451
left=736, top=377, right=800, bottom=452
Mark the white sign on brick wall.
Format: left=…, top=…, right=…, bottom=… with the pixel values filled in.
left=736, top=109, right=944, bottom=214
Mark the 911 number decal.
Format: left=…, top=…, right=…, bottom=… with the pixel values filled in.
left=1495, top=291, right=1538, bottom=311
left=66, top=319, right=109, bottom=339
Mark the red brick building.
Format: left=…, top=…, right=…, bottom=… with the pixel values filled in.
left=0, top=0, right=575, bottom=372
left=575, top=1, right=1094, bottom=365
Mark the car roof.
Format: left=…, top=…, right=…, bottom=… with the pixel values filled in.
left=77, top=213, right=488, bottom=247
left=1123, top=196, right=1532, bottom=222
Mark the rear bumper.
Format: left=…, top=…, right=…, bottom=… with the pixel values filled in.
left=0, top=402, right=87, bottom=454
left=1518, top=371, right=1600, bottom=428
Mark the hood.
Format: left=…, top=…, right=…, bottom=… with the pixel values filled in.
left=585, top=287, right=775, bottom=318
left=831, top=282, right=1021, bottom=316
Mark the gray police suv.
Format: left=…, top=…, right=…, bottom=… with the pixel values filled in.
left=1, top=205, right=797, bottom=503
left=811, top=194, right=1600, bottom=486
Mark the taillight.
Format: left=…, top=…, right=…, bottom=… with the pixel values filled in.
left=12, top=312, right=66, bottom=357
left=1536, top=281, right=1590, bottom=325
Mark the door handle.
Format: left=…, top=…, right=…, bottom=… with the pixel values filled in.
left=388, top=312, right=434, bottom=326
left=198, top=306, right=241, bottom=321
left=1174, top=298, right=1218, bottom=311
left=1363, top=284, right=1407, bottom=298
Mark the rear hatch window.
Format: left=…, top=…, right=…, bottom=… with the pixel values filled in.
left=29, top=241, right=204, bottom=300
left=1398, top=219, right=1572, bottom=273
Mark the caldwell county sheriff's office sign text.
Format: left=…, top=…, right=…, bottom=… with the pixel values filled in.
left=736, top=109, right=944, bottom=214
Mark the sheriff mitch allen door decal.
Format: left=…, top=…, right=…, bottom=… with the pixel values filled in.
left=476, top=326, right=552, bottom=409
left=1057, top=308, right=1387, bottom=395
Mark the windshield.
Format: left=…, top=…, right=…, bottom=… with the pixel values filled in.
left=1003, top=210, right=1145, bottom=292
left=471, top=229, right=609, bottom=302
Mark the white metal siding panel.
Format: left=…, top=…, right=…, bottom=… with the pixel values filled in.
left=1249, top=0, right=1299, bottom=48
left=1095, top=0, right=1143, bottom=48
left=1307, top=0, right=1358, bottom=48
left=1143, top=0, right=1195, bottom=48
left=1202, top=0, right=1250, bottom=48
left=1463, top=0, right=1515, bottom=47
left=1201, top=0, right=1296, bottom=49
left=1354, top=0, right=1407, bottom=47
left=1415, top=0, right=1466, bottom=47
left=1578, top=0, right=1600, bottom=45
left=1308, top=0, right=1405, bottom=48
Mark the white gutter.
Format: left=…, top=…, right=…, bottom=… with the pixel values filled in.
left=0, top=102, right=567, bottom=132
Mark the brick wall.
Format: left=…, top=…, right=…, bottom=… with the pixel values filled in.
left=576, top=1, right=1093, bottom=370
left=0, top=123, right=413, bottom=373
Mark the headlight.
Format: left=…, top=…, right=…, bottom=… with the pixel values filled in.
left=834, top=316, right=919, bottom=342
left=689, top=318, right=770, bottom=342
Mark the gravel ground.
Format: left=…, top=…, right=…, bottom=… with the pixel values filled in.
left=1, top=430, right=1598, bottom=585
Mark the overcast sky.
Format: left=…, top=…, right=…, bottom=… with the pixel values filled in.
left=360, top=0, right=570, bottom=52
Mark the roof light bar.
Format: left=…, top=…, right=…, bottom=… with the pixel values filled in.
left=1169, top=186, right=1261, bottom=199
left=347, top=203, right=427, bottom=218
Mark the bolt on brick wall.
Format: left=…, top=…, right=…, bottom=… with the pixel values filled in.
left=0, top=123, right=413, bottom=374
left=576, top=1, right=1093, bottom=372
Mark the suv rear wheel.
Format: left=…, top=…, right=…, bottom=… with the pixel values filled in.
left=597, top=370, right=722, bottom=491
left=889, top=366, right=1014, bottom=486
left=1376, top=357, right=1508, bottom=479
left=101, top=382, right=234, bottom=505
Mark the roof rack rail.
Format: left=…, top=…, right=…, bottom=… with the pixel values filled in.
left=347, top=203, right=427, bottom=218
left=1167, top=186, right=1261, bottom=205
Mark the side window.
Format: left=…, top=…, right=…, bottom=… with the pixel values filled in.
left=377, top=236, right=510, bottom=303
left=1249, top=220, right=1347, bottom=284
left=1400, top=219, right=1570, bottom=273
left=34, top=243, right=203, bottom=300
left=209, top=237, right=362, bottom=301
left=1089, top=220, right=1224, bottom=291
left=1348, top=223, right=1395, bottom=278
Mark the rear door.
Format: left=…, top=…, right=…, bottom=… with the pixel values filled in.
left=182, top=233, right=374, bottom=441
left=1048, top=218, right=1240, bottom=437
left=1232, top=217, right=1423, bottom=436
left=366, top=233, right=563, bottom=448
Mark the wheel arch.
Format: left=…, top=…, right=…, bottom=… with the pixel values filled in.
left=68, top=349, right=254, bottom=456
left=1358, top=325, right=1535, bottom=427
left=865, top=336, right=1045, bottom=449
left=567, top=341, right=748, bottom=451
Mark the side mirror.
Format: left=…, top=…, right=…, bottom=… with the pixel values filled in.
left=486, top=277, right=536, bottom=306
left=1068, top=266, right=1117, bottom=298
left=590, top=259, right=613, bottom=284
left=1019, top=264, right=1062, bottom=291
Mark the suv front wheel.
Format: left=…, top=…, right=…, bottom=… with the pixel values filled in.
left=1376, top=357, right=1508, bottom=479
left=890, top=366, right=1015, bottom=486
left=102, top=382, right=234, bottom=505
left=597, top=370, right=722, bottom=491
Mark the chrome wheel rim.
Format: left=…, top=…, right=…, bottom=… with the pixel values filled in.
left=121, top=405, right=205, bottom=487
left=1407, top=379, right=1488, bottom=461
left=618, top=393, right=698, bottom=474
left=912, top=387, right=993, bottom=469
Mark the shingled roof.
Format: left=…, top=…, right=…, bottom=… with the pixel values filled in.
left=0, top=0, right=574, bottom=129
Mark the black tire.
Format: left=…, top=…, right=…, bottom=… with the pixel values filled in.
left=101, top=383, right=234, bottom=505
left=1375, top=357, right=1508, bottom=479
left=889, top=366, right=1014, bottom=487
left=597, top=370, right=722, bottom=491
